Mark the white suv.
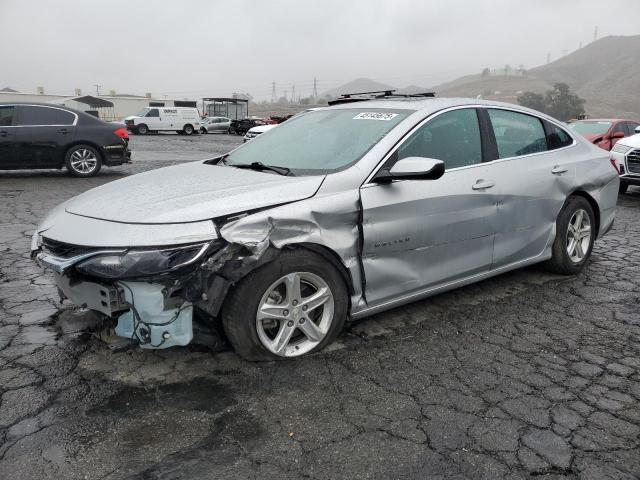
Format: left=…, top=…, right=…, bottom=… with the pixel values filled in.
left=610, top=127, right=640, bottom=194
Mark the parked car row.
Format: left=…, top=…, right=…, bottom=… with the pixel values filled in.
left=569, top=118, right=640, bottom=151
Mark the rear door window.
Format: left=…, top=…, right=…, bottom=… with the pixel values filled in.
left=18, top=106, right=75, bottom=126
left=488, top=109, right=547, bottom=158
left=395, top=108, right=482, bottom=170
left=0, top=106, right=16, bottom=126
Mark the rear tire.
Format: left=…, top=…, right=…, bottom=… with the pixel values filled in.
left=183, top=124, right=194, bottom=135
left=136, top=124, right=149, bottom=135
left=619, top=182, right=628, bottom=194
left=221, top=249, right=348, bottom=361
left=544, top=196, right=595, bottom=275
left=65, top=144, right=102, bottom=177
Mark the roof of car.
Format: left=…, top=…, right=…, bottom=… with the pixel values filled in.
left=326, top=97, right=563, bottom=121
left=573, top=118, right=632, bottom=122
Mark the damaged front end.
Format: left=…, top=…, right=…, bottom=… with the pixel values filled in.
left=32, top=235, right=229, bottom=349
left=31, top=223, right=290, bottom=350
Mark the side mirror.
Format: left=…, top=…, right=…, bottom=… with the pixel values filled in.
left=611, top=131, right=625, bottom=139
left=635, top=126, right=640, bottom=134
left=374, top=157, right=445, bottom=183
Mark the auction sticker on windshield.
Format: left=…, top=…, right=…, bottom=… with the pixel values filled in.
left=353, top=112, right=399, bottom=121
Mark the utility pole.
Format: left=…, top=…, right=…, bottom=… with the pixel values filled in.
left=593, top=26, right=598, bottom=42
left=93, top=84, right=102, bottom=96
left=313, top=77, right=318, bottom=99
left=546, top=53, right=551, bottom=64
left=291, top=85, right=295, bottom=104
left=271, top=81, right=277, bottom=103
left=579, top=41, right=583, bottom=49
left=283, top=90, right=288, bottom=102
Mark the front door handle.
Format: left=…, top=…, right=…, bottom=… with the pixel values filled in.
left=0, top=130, right=8, bottom=137
left=57, top=128, right=70, bottom=135
left=551, top=165, right=568, bottom=174
left=472, top=179, right=495, bottom=190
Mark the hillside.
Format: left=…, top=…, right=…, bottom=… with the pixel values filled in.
left=433, top=35, right=640, bottom=118
left=323, top=78, right=393, bottom=98
left=531, top=35, right=640, bottom=117
left=327, top=35, right=640, bottom=119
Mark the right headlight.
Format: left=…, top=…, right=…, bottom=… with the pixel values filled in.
left=76, top=241, right=220, bottom=279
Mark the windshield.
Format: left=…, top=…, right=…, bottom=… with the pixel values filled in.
left=135, top=108, right=151, bottom=117
left=569, top=121, right=612, bottom=136
left=225, top=109, right=411, bottom=175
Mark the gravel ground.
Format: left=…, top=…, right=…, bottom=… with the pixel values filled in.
left=0, top=133, right=639, bottom=480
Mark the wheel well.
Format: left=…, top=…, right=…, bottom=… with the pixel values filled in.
left=569, top=191, right=600, bottom=237
left=288, top=243, right=356, bottom=296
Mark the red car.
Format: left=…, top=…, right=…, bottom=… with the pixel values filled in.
left=568, top=119, right=640, bottom=151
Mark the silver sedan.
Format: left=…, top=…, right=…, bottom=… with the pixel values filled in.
left=199, top=116, right=231, bottom=134
left=32, top=98, right=618, bottom=360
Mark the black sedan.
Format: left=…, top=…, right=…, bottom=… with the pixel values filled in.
left=0, top=103, right=131, bottom=177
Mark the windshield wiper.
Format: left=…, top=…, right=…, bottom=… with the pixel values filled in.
left=231, top=162, right=292, bottom=176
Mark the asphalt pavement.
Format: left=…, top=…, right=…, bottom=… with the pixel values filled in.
left=1, top=132, right=639, bottom=479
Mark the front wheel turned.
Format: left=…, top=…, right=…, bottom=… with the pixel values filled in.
left=545, top=196, right=595, bottom=275
left=221, top=249, right=348, bottom=361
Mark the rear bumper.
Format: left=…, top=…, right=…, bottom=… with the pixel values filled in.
left=102, top=144, right=131, bottom=165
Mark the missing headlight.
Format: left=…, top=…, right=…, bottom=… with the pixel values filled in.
left=76, top=241, right=221, bottom=279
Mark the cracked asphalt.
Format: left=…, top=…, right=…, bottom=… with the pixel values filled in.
left=1, top=132, right=639, bottom=480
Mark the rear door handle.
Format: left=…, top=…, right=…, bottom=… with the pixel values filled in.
left=472, top=179, right=495, bottom=190
left=0, top=130, right=8, bottom=137
left=551, top=165, right=568, bottom=174
left=57, top=128, right=70, bottom=135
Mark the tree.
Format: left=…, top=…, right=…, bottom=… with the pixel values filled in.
left=517, top=91, right=545, bottom=112
left=481, top=67, right=491, bottom=78
left=544, top=83, right=585, bottom=121
left=517, top=83, right=585, bottom=121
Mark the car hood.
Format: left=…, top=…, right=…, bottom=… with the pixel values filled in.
left=64, top=161, right=325, bottom=224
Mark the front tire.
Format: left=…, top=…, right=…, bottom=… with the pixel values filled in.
left=200, top=127, right=207, bottom=134
left=65, top=145, right=102, bottom=177
left=222, top=249, right=348, bottom=361
left=545, top=196, right=595, bottom=275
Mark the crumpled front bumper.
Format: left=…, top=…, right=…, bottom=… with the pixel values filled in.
left=33, top=243, right=195, bottom=349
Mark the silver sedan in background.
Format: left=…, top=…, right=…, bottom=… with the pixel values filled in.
left=32, top=98, right=618, bottom=361
left=199, top=116, right=231, bottom=133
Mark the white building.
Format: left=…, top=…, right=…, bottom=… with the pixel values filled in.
left=0, top=89, right=198, bottom=121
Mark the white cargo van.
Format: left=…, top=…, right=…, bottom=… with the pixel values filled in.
left=125, top=107, right=201, bottom=135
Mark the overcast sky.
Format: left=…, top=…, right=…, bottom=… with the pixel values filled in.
left=1, top=0, right=639, bottom=100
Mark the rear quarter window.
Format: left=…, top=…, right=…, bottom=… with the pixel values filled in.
left=544, top=121, right=573, bottom=150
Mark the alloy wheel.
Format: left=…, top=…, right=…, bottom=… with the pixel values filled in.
left=566, top=208, right=591, bottom=263
left=256, top=272, right=334, bottom=357
left=70, top=148, right=98, bottom=174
